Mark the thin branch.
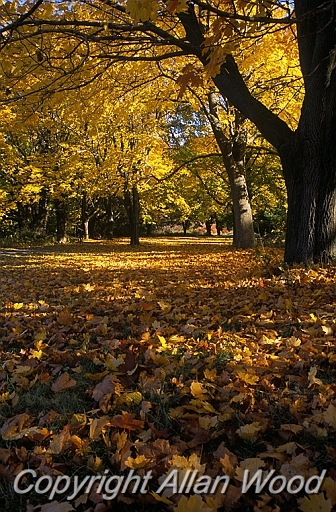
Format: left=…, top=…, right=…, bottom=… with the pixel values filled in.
left=192, top=0, right=296, bottom=24
left=154, top=153, right=222, bottom=182
left=0, top=0, right=45, bottom=34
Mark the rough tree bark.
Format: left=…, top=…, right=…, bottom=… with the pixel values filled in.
left=178, top=1, right=336, bottom=263
left=3, top=0, right=335, bottom=262
left=279, top=0, right=336, bottom=263
left=208, top=92, right=255, bottom=249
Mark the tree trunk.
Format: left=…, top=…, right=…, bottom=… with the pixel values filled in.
left=88, top=216, right=96, bottom=238
left=205, top=219, right=212, bottom=236
left=54, top=199, right=67, bottom=243
left=279, top=0, right=336, bottom=264
left=83, top=220, right=89, bottom=240
left=81, top=193, right=90, bottom=240
left=146, top=223, right=153, bottom=236
left=178, top=3, right=336, bottom=262
left=208, top=93, right=255, bottom=249
left=16, top=202, right=27, bottom=231
left=29, top=190, right=49, bottom=236
left=215, top=216, right=222, bottom=236
left=182, top=220, right=190, bottom=235
left=105, top=196, right=115, bottom=240
left=36, top=190, right=49, bottom=236
left=124, top=186, right=140, bottom=246
left=280, top=133, right=336, bottom=264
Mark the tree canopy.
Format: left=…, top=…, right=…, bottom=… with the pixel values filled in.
left=0, top=0, right=335, bottom=263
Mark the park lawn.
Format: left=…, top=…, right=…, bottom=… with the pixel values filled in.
left=0, top=238, right=335, bottom=512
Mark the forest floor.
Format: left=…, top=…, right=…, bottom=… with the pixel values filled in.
left=0, top=238, right=335, bottom=512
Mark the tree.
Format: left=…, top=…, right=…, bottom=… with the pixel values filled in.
left=1, top=0, right=334, bottom=262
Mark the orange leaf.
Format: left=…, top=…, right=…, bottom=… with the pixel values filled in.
left=51, top=372, right=76, bottom=393
left=110, top=411, right=144, bottom=431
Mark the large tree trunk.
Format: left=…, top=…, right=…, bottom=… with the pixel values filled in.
left=208, top=92, right=255, bottom=249
left=124, top=186, right=140, bottom=246
left=280, top=0, right=336, bottom=264
left=280, top=131, right=336, bottom=264
left=178, top=3, right=335, bottom=263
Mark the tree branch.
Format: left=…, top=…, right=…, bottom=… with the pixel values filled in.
left=154, top=153, right=222, bottom=182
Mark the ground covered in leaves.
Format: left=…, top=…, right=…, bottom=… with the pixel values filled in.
left=0, top=238, right=335, bottom=512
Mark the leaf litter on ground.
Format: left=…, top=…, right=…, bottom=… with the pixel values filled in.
left=0, top=238, right=335, bottom=512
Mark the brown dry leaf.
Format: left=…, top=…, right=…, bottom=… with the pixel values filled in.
left=298, top=493, right=332, bottom=512
left=92, top=375, right=115, bottom=402
left=323, top=404, right=336, bottom=428
left=281, top=424, right=304, bottom=434
left=51, top=372, right=76, bottom=392
left=323, top=478, right=336, bottom=505
left=199, top=415, right=218, bottom=430
left=49, top=428, right=72, bottom=454
left=124, top=454, right=149, bottom=469
left=308, top=366, right=323, bottom=387
left=110, top=411, right=144, bottom=431
left=151, top=492, right=174, bottom=505
left=0, top=413, right=31, bottom=440
left=237, top=370, right=259, bottom=385
left=236, top=422, right=262, bottom=440
left=190, top=381, right=208, bottom=400
left=89, top=417, right=111, bottom=440
left=40, top=502, right=74, bottom=512
left=84, top=370, right=109, bottom=381
left=220, top=454, right=237, bottom=478
left=57, top=311, right=74, bottom=326
left=174, top=494, right=213, bottom=512
left=236, top=458, right=265, bottom=481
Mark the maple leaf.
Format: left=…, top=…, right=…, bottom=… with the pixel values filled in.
left=151, top=492, right=174, bottom=505
left=199, top=415, right=218, bottom=430
left=0, top=413, right=31, bottom=440
left=124, top=454, right=149, bottom=469
left=92, top=374, right=116, bottom=412
left=308, top=366, right=323, bottom=387
left=176, top=65, right=203, bottom=99
left=51, top=372, right=77, bottom=392
left=110, top=411, right=144, bottom=431
left=174, top=495, right=213, bottom=512
left=236, top=458, right=265, bottom=481
left=237, top=370, right=259, bottom=385
left=190, top=381, right=208, bottom=400
left=166, top=0, right=188, bottom=13
left=323, top=404, right=336, bottom=428
left=236, top=422, right=262, bottom=440
left=89, top=417, right=111, bottom=440
left=298, top=493, right=332, bottom=512
left=49, top=428, right=72, bottom=454
left=323, top=478, right=336, bottom=505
